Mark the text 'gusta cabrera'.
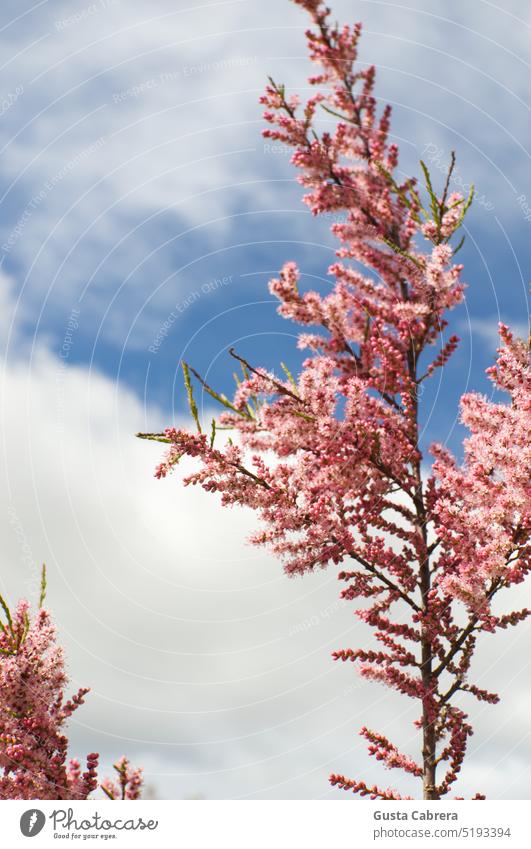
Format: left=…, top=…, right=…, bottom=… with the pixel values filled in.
left=373, top=811, right=459, bottom=822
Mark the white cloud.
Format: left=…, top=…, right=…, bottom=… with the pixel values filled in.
left=0, top=0, right=530, bottom=346
left=0, top=267, right=18, bottom=344
left=0, top=338, right=364, bottom=799
left=1, top=322, right=530, bottom=798
left=462, top=316, right=529, bottom=351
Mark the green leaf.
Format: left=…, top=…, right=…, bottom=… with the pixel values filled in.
left=39, top=564, right=47, bottom=608
left=452, top=234, right=466, bottom=256
left=364, top=313, right=371, bottom=343
left=18, top=610, right=30, bottom=651
left=136, top=432, right=173, bottom=443
left=409, top=186, right=425, bottom=214
left=420, top=160, right=440, bottom=223
left=292, top=410, right=315, bottom=422
left=382, top=237, right=425, bottom=270
left=321, top=103, right=352, bottom=124
left=454, top=184, right=475, bottom=231
left=181, top=361, right=202, bottom=433
left=280, top=362, right=297, bottom=391
left=439, top=150, right=456, bottom=211
left=187, top=364, right=252, bottom=419
left=0, top=593, right=13, bottom=636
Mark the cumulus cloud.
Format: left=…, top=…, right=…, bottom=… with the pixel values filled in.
left=0, top=0, right=529, bottom=348
left=0, top=332, right=359, bottom=799
left=463, top=316, right=529, bottom=351
left=1, top=312, right=530, bottom=798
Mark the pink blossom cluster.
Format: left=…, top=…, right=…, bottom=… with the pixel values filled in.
left=0, top=592, right=142, bottom=800
left=329, top=773, right=411, bottom=800
left=101, top=757, right=143, bottom=800
left=431, top=324, right=530, bottom=612
left=359, top=727, right=422, bottom=777
left=144, top=0, right=530, bottom=800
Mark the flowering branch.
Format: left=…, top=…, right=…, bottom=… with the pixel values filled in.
left=101, top=758, right=143, bottom=800
left=0, top=568, right=142, bottom=800
left=140, top=0, right=530, bottom=800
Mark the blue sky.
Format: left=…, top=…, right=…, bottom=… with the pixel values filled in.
left=1, top=0, right=530, bottom=800
left=1, top=0, right=529, bottom=437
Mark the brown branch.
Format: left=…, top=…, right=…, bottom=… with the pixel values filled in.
left=344, top=546, right=421, bottom=614
left=433, top=579, right=504, bottom=680
left=228, top=348, right=304, bottom=404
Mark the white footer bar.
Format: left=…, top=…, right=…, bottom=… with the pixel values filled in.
left=0, top=799, right=528, bottom=848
